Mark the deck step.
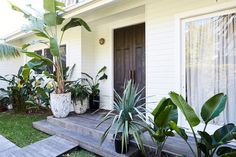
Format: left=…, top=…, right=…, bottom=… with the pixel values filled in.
left=33, top=120, right=140, bottom=157
left=0, top=135, right=20, bottom=156
left=0, top=135, right=78, bottom=157
left=47, top=115, right=114, bottom=140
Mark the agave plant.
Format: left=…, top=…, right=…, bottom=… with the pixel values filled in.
left=97, top=80, right=146, bottom=153
left=8, top=0, right=91, bottom=94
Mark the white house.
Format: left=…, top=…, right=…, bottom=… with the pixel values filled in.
left=1, top=0, right=236, bottom=133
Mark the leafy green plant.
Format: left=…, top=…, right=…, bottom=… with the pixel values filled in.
left=97, top=80, right=146, bottom=153
left=147, top=98, right=178, bottom=157
left=169, top=92, right=236, bottom=157
left=0, top=65, right=52, bottom=113
left=8, top=0, right=91, bottom=94
left=82, top=66, right=107, bottom=97
left=68, top=80, right=89, bottom=105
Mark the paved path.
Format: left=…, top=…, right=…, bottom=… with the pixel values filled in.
left=0, top=135, right=78, bottom=157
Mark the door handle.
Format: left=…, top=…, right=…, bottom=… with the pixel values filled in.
left=132, top=70, right=135, bottom=83
left=129, top=70, right=132, bottom=80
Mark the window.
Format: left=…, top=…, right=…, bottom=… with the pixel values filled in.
left=60, top=45, right=66, bottom=69
left=44, top=48, right=54, bottom=73
left=184, top=12, right=236, bottom=126
left=43, top=45, right=67, bottom=73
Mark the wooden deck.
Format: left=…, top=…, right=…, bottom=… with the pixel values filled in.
left=0, top=134, right=78, bottom=157
left=33, top=111, right=197, bottom=157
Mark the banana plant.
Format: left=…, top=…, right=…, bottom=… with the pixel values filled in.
left=147, top=98, right=178, bottom=157
left=9, top=0, right=91, bottom=94
left=169, top=92, right=236, bottom=157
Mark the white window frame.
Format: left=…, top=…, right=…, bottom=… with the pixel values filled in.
left=175, top=1, right=236, bottom=134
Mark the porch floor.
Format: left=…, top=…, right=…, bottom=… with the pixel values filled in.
left=33, top=111, right=197, bottom=157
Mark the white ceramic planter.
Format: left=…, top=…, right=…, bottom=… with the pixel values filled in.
left=73, top=98, right=88, bottom=114
left=50, top=92, right=71, bottom=118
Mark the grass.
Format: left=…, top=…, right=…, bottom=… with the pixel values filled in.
left=0, top=111, right=49, bottom=147
left=0, top=111, right=97, bottom=156
left=62, top=149, right=97, bottom=157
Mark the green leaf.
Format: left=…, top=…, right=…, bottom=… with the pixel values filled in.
left=213, top=123, right=236, bottom=144
left=197, top=143, right=209, bottom=156
left=169, top=92, right=200, bottom=127
left=217, top=146, right=236, bottom=157
left=0, top=44, right=20, bottom=59
left=201, top=93, right=227, bottom=124
left=44, top=0, right=56, bottom=13
left=22, top=65, right=30, bottom=81
left=169, top=121, right=188, bottom=141
left=61, top=18, right=91, bottom=32
left=198, top=131, right=212, bottom=149
left=44, top=12, right=57, bottom=26
left=152, top=98, right=178, bottom=124
left=155, top=105, right=173, bottom=128
left=10, top=2, right=31, bottom=18
left=49, top=38, right=59, bottom=56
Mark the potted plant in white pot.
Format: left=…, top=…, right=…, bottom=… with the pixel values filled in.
left=68, top=80, right=89, bottom=114
left=9, top=0, right=91, bottom=117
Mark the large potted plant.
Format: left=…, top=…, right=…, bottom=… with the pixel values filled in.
left=9, top=0, right=91, bottom=117
left=97, top=80, right=146, bottom=154
left=82, top=66, right=107, bottom=111
left=68, top=80, right=89, bottom=114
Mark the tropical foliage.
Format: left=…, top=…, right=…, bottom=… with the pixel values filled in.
left=68, top=80, right=89, bottom=105
left=8, top=0, right=91, bottom=94
left=0, top=66, right=53, bottom=113
left=169, top=92, right=236, bottom=157
left=82, top=66, right=108, bottom=97
left=97, top=80, right=146, bottom=153
left=147, top=98, right=178, bottom=157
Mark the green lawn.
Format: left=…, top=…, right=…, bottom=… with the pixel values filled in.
left=0, top=112, right=49, bottom=147
left=0, top=111, right=96, bottom=157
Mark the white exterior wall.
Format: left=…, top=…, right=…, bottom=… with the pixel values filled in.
left=145, top=0, right=235, bottom=113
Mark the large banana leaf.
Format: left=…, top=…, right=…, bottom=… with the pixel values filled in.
left=169, top=121, right=188, bottom=141
left=169, top=92, right=200, bottom=127
left=152, top=98, right=178, bottom=126
left=213, top=123, right=236, bottom=144
left=61, top=18, right=91, bottom=32
left=49, top=38, right=60, bottom=56
left=0, top=44, right=20, bottom=59
left=201, top=93, right=227, bottom=124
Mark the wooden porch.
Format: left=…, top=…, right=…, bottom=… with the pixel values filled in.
left=33, top=111, right=196, bottom=157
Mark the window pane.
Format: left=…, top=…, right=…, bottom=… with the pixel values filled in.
left=44, top=48, right=54, bottom=73
left=60, top=45, right=66, bottom=69
left=34, top=50, right=43, bottom=74
left=185, top=14, right=236, bottom=125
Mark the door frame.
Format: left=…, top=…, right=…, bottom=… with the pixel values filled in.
left=112, top=22, right=146, bottom=101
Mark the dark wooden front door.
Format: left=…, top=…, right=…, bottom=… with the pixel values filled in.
left=114, top=23, right=145, bottom=97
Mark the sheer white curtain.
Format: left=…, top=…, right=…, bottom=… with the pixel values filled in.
left=185, top=13, right=236, bottom=125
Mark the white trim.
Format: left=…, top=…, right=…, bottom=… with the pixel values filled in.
left=175, top=1, right=236, bottom=133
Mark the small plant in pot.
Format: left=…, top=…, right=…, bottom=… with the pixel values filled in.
left=8, top=0, right=91, bottom=117
left=68, top=80, right=89, bottom=114
left=97, top=80, right=146, bottom=154
left=82, top=66, right=107, bottom=111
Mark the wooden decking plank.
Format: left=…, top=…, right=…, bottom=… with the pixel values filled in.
left=22, top=135, right=78, bottom=157
left=0, top=135, right=19, bottom=153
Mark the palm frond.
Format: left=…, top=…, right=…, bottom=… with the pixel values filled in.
left=0, top=44, right=20, bottom=59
